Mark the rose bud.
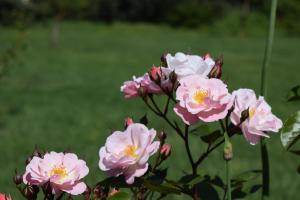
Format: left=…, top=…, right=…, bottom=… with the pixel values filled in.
left=240, top=108, right=250, bottom=124
left=208, top=58, right=223, bottom=79
left=160, top=144, right=171, bottom=159
left=23, top=185, right=36, bottom=199
left=124, top=117, right=134, bottom=129
left=169, top=71, right=177, bottom=84
left=161, top=53, right=168, bottom=67
left=13, top=171, right=22, bottom=185
left=108, top=188, right=119, bottom=197
left=0, top=193, right=12, bottom=200
left=25, top=156, right=32, bottom=165
left=223, top=140, right=232, bottom=161
left=158, top=131, right=167, bottom=142
left=137, top=86, right=147, bottom=99
left=148, top=66, right=161, bottom=84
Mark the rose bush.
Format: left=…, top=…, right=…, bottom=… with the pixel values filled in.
left=10, top=51, right=283, bottom=200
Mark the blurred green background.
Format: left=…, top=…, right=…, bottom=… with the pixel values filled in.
left=0, top=0, right=299, bottom=199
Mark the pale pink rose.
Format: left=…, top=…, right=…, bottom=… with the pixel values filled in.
left=0, top=193, right=12, bottom=200
left=99, top=123, right=160, bottom=184
left=23, top=152, right=89, bottom=195
left=163, top=52, right=215, bottom=80
left=174, top=75, right=232, bottom=124
left=230, top=89, right=283, bottom=145
left=120, top=74, right=162, bottom=98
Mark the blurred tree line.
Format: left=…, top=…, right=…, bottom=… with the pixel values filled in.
left=0, top=0, right=299, bottom=35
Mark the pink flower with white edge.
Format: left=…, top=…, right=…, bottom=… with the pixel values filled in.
left=23, top=152, right=89, bottom=195
left=163, top=52, right=215, bottom=80
left=120, top=74, right=162, bottom=98
left=99, top=123, right=160, bottom=184
left=174, top=75, right=232, bottom=124
left=0, top=193, right=12, bottom=200
left=230, top=89, right=282, bottom=145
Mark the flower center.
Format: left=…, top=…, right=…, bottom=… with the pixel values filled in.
left=193, top=89, right=208, bottom=104
left=249, top=108, right=256, bottom=118
left=50, top=166, right=67, bottom=177
left=123, top=145, right=138, bottom=158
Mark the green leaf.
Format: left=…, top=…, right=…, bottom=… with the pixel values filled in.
left=190, top=124, right=211, bottom=136
left=108, top=192, right=131, bottom=200
left=287, top=85, right=300, bottom=101
left=231, top=170, right=261, bottom=188
left=280, top=110, right=300, bottom=150
left=143, top=180, right=181, bottom=195
left=201, top=130, right=222, bottom=144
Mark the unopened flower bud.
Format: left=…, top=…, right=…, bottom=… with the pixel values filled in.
left=13, top=171, right=23, bottom=185
left=158, top=131, right=167, bottom=142
left=149, top=66, right=162, bottom=84
left=209, top=58, right=223, bottom=79
left=161, top=53, right=168, bottom=67
left=23, top=185, right=37, bottom=199
left=223, top=140, right=232, bottom=161
left=25, top=157, right=32, bottom=165
left=124, top=117, right=134, bottom=129
left=32, top=149, right=43, bottom=158
left=169, top=71, right=177, bottom=84
left=108, top=188, right=119, bottom=197
left=93, top=185, right=104, bottom=198
left=160, top=144, right=171, bottom=159
left=137, top=86, right=147, bottom=99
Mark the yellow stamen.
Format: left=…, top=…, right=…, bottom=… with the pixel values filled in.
left=193, top=89, right=209, bottom=104
left=123, top=145, right=138, bottom=158
left=50, top=166, right=67, bottom=177
left=249, top=108, right=256, bottom=118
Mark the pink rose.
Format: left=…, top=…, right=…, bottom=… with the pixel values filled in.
left=99, top=123, right=160, bottom=184
left=230, top=89, right=283, bottom=145
left=120, top=74, right=162, bottom=98
left=0, top=193, right=11, bottom=200
left=163, top=52, right=215, bottom=80
left=174, top=75, right=233, bottom=124
left=23, top=152, right=89, bottom=195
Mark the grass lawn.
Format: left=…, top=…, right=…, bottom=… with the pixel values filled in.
left=0, top=21, right=299, bottom=199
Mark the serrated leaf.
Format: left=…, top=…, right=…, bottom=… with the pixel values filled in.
left=143, top=180, right=181, bottom=195
left=280, top=110, right=300, bottom=150
left=108, top=192, right=131, bottom=200
left=287, top=85, right=300, bottom=101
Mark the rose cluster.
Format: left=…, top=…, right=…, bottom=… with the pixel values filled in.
left=121, top=52, right=282, bottom=145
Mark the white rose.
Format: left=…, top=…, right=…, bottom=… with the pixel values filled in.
left=163, top=52, right=215, bottom=80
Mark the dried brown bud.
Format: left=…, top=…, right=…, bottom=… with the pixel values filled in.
left=208, top=58, right=223, bottom=79
left=240, top=108, right=250, bottom=123
left=161, top=53, right=168, bottom=67
left=158, top=131, right=167, bottom=142
left=137, top=86, right=147, bottom=99
left=169, top=71, right=177, bottom=84
left=13, top=171, right=23, bottom=185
